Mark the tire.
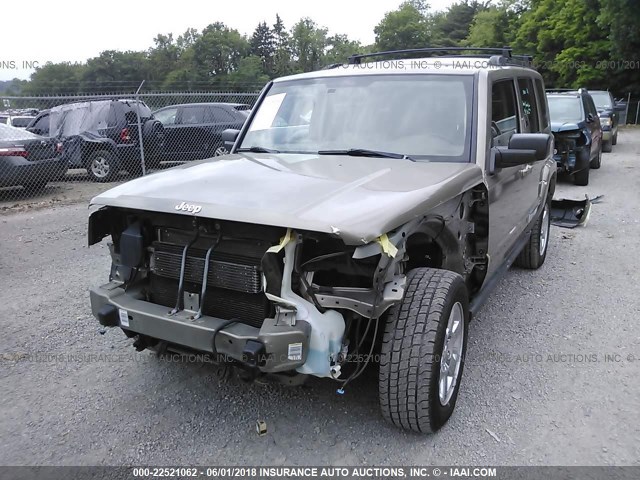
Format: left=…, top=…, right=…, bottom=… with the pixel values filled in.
left=213, top=145, right=229, bottom=157
left=590, top=144, right=602, bottom=169
left=87, top=150, right=118, bottom=182
left=514, top=199, right=551, bottom=269
left=379, top=268, right=469, bottom=433
left=602, top=139, right=612, bottom=153
left=612, top=131, right=618, bottom=146
left=573, top=166, right=589, bottom=186
left=143, top=119, right=165, bottom=156
left=22, top=181, right=47, bottom=194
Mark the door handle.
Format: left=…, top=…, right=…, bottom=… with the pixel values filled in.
left=519, top=165, right=533, bottom=177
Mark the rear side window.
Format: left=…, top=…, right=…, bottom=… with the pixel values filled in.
left=180, top=106, right=205, bottom=125
left=491, top=79, right=519, bottom=144
left=517, top=78, right=540, bottom=133
left=206, top=107, right=236, bottom=123
left=107, top=105, right=118, bottom=127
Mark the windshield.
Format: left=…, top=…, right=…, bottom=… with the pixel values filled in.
left=239, top=74, right=474, bottom=162
left=590, top=92, right=612, bottom=110
left=547, top=96, right=583, bottom=123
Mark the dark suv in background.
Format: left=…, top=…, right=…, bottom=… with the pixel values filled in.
left=546, top=89, right=602, bottom=186
left=153, top=103, right=249, bottom=161
left=27, top=99, right=165, bottom=182
left=589, top=90, right=618, bottom=151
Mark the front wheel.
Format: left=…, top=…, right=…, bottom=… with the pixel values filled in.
left=590, top=145, right=602, bottom=169
left=573, top=166, right=590, bottom=186
left=602, top=139, right=613, bottom=153
left=379, top=268, right=469, bottom=433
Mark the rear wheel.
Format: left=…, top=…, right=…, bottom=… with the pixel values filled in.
left=515, top=199, right=551, bottom=269
left=87, top=150, right=118, bottom=182
left=379, top=268, right=469, bottom=433
left=22, top=181, right=47, bottom=194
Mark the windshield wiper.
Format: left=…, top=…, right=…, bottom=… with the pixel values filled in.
left=317, top=148, right=415, bottom=161
left=236, top=146, right=280, bottom=153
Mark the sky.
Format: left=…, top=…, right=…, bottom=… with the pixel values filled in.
left=0, top=0, right=458, bottom=81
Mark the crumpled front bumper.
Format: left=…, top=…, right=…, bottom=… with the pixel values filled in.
left=90, top=282, right=310, bottom=373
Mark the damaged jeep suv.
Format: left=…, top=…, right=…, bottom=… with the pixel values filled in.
left=546, top=89, right=603, bottom=186
left=89, top=47, right=556, bottom=433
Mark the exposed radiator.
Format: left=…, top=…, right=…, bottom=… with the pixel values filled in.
left=149, top=275, right=269, bottom=328
left=152, top=242, right=262, bottom=294
left=149, top=239, right=270, bottom=328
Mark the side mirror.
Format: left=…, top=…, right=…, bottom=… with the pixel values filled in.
left=586, top=113, right=595, bottom=123
left=221, top=129, right=240, bottom=152
left=494, top=133, right=552, bottom=169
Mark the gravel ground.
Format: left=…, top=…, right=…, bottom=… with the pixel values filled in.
left=1, top=129, right=639, bottom=466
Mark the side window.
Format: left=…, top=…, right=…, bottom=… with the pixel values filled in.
left=534, top=79, right=549, bottom=131
left=34, top=114, right=50, bottom=131
left=179, top=106, right=205, bottom=125
left=584, top=96, right=597, bottom=118
left=206, top=107, right=236, bottom=123
left=491, top=79, right=519, bottom=146
left=106, top=105, right=118, bottom=127
left=154, top=107, right=178, bottom=125
left=517, top=78, right=540, bottom=133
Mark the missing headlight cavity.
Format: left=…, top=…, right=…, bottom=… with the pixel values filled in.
left=298, top=234, right=379, bottom=289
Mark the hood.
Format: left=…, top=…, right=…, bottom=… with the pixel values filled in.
left=91, top=153, right=483, bottom=244
left=551, top=122, right=582, bottom=133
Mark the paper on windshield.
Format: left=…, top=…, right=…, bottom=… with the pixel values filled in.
left=248, top=93, right=286, bottom=132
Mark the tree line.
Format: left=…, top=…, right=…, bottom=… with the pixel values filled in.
left=1, top=0, right=638, bottom=96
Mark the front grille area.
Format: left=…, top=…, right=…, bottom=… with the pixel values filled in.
left=149, top=274, right=269, bottom=328
left=148, top=236, right=271, bottom=328
left=152, top=242, right=262, bottom=294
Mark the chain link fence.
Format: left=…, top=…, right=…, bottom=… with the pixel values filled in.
left=0, top=90, right=261, bottom=204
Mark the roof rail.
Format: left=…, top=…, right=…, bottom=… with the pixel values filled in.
left=347, top=46, right=534, bottom=68
left=546, top=88, right=589, bottom=95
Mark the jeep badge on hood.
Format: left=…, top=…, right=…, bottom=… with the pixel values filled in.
left=174, top=202, right=202, bottom=214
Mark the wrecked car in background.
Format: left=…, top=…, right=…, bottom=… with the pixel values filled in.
left=88, top=47, right=556, bottom=433
left=546, top=89, right=603, bottom=186
left=37, top=100, right=165, bottom=182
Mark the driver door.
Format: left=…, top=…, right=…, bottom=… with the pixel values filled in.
left=486, top=78, right=531, bottom=272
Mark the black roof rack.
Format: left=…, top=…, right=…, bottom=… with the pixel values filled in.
left=347, top=46, right=533, bottom=68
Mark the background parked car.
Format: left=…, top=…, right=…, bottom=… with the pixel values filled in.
left=28, top=100, right=165, bottom=182
left=546, top=88, right=602, bottom=186
left=589, top=90, right=618, bottom=151
left=0, top=123, right=67, bottom=192
left=153, top=103, right=250, bottom=161
left=8, top=116, right=36, bottom=129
